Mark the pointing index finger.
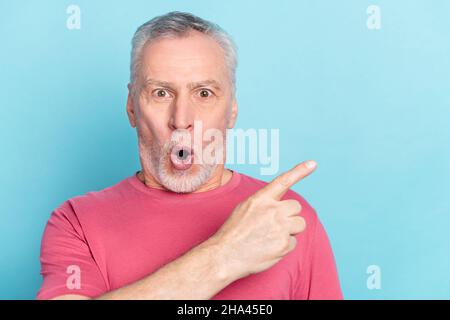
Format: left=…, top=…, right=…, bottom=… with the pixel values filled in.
left=257, top=160, right=317, bottom=200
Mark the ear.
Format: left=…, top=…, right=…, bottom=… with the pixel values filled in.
left=227, top=97, right=238, bottom=129
left=126, top=83, right=137, bottom=128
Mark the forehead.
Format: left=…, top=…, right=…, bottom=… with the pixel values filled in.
left=140, top=30, right=228, bottom=84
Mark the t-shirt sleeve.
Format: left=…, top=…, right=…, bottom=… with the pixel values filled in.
left=293, top=211, right=343, bottom=300
left=36, top=201, right=108, bottom=300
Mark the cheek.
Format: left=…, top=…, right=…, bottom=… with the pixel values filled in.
left=197, top=102, right=231, bottom=128
left=195, top=116, right=227, bottom=134
left=136, top=109, right=171, bottom=146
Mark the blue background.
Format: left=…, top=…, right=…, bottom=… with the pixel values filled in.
left=1, top=0, right=449, bottom=299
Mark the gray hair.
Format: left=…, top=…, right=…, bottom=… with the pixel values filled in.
left=130, top=11, right=238, bottom=94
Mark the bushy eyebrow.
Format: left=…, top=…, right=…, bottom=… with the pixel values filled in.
left=187, top=80, right=222, bottom=91
left=144, top=78, right=223, bottom=91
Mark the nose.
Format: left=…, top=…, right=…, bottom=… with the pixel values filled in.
left=168, top=94, right=194, bottom=131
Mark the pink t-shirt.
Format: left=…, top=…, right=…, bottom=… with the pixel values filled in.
left=37, top=170, right=343, bottom=300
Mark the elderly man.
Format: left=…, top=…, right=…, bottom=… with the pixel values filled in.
left=37, top=11, right=342, bottom=300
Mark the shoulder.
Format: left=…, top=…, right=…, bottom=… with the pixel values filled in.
left=68, top=175, right=137, bottom=212
left=47, top=176, right=135, bottom=228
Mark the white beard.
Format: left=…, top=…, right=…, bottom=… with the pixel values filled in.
left=139, top=138, right=217, bottom=193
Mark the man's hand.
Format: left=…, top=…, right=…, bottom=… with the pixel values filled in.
left=211, top=160, right=317, bottom=279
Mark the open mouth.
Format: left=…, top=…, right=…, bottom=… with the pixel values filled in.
left=170, top=145, right=194, bottom=170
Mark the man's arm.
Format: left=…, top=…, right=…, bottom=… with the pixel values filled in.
left=52, top=237, right=233, bottom=300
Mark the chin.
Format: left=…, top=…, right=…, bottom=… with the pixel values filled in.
left=157, top=161, right=216, bottom=193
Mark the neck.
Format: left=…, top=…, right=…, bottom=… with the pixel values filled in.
left=137, top=165, right=233, bottom=193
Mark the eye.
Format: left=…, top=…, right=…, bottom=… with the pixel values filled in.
left=152, top=89, right=171, bottom=99
left=198, top=89, right=213, bottom=98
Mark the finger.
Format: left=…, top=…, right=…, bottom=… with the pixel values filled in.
left=287, top=236, right=297, bottom=252
left=256, top=160, right=317, bottom=200
left=288, top=216, right=306, bottom=235
left=278, top=199, right=302, bottom=217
